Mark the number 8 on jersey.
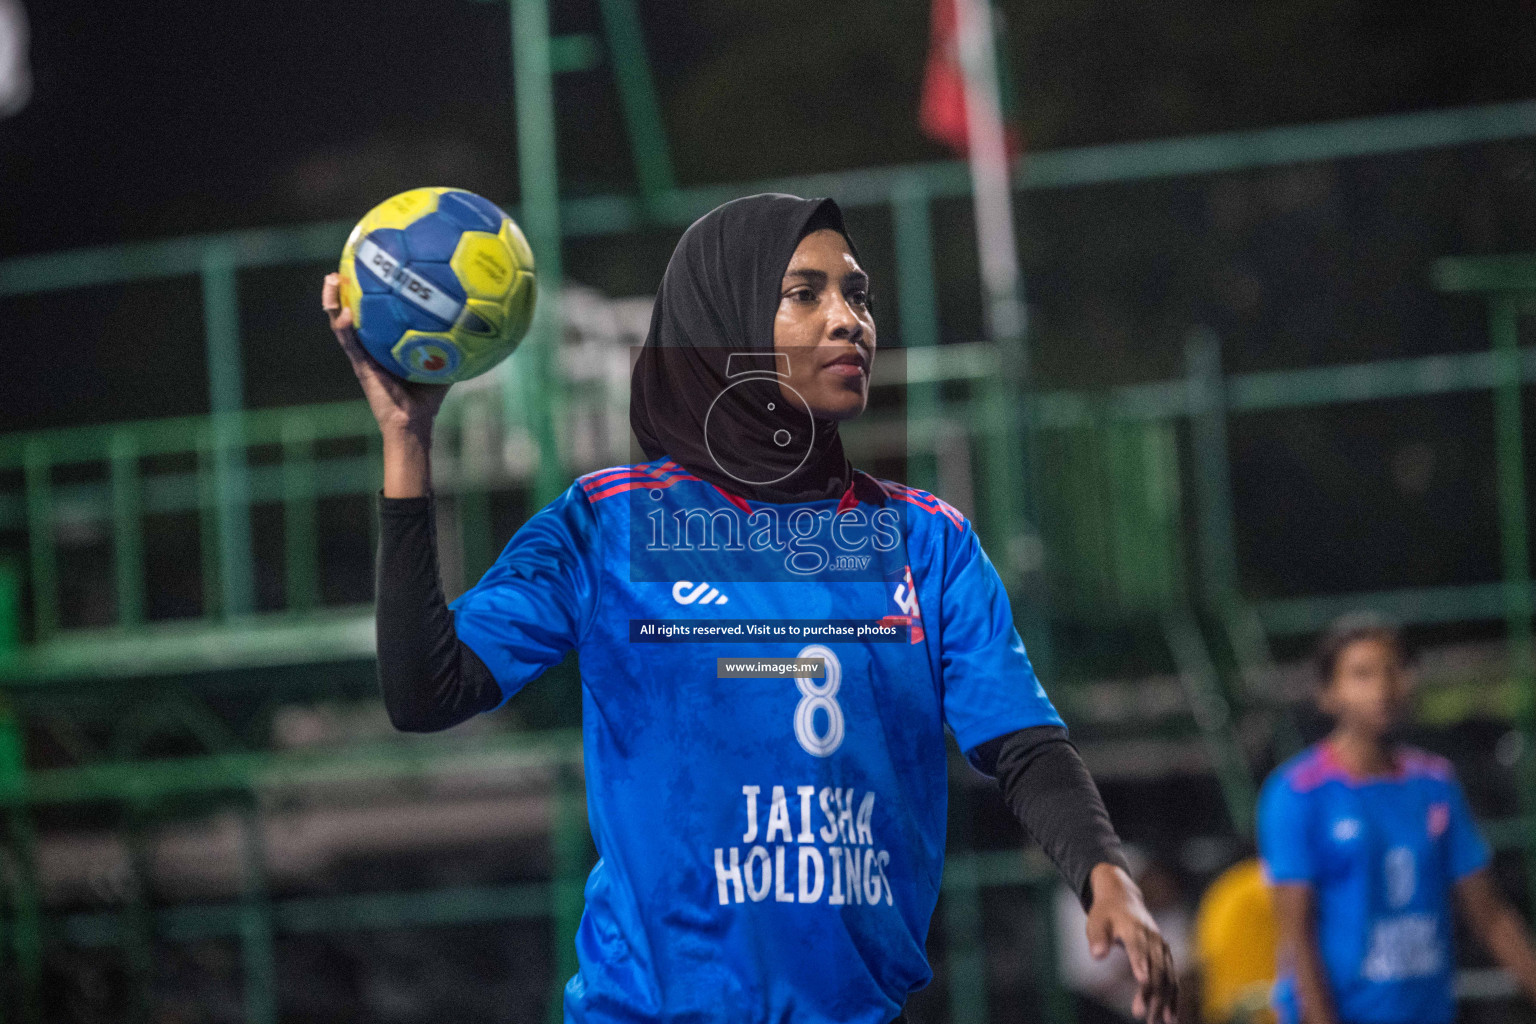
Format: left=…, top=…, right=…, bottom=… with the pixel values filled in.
left=794, top=644, right=845, bottom=757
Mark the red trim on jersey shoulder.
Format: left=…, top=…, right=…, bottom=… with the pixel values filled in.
left=1286, top=741, right=1451, bottom=793
left=713, top=485, right=752, bottom=513
left=586, top=475, right=697, bottom=502
left=883, top=481, right=965, bottom=530
left=1285, top=745, right=1345, bottom=793
left=580, top=462, right=692, bottom=489
left=579, top=462, right=701, bottom=503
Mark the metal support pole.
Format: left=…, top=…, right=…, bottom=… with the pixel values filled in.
left=1029, top=877, right=1071, bottom=1024
left=458, top=489, right=493, bottom=587
left=1185, top=329, right=1241, bottom=610
left=952, top=0, right=1052, bottom=675
left=957, top=0, right=1031, bottom=575
left=1184, top=330, right=1303, bottom=757
left=510, top=0, right=568, bottom=508
left=942, top=853, right=987, bottom=1024
left=961, top=29, right=1028, bottom=558
left=109, top=430, right=145, bottom=628
left=202, top=245, right=255, bottom=617
left=954, top=0, right=1025, bottom=352
left=279, top=416, right=319, bottom=613
left=1163, top=607, right=1257, bottom=833
left=121, top=803, right=156, bottom=1024
left=594, top=0, right=676, bottom=212
left=892, top=177, right=941, bottom=493
left=1490, top=295, right=1536, bottom=915
left=0, top=703, right=41, bottom=1023
left=20, top=442, right=55, bottom=641
left=547, top=762, right=587, bottom=1024
left=238, top=799, right=276, bottom=1024
left=459, top=398, right=496, bottom=583
left=196, top=428, right=222, bottom=618
left=366, top=431, right=384, bottom=560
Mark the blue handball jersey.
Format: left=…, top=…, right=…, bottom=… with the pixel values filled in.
left=449, top=458, right=1062, bottom=1024
left=1257, top=742, right=1491, bottom=1024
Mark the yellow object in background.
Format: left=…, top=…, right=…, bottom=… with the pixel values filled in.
left=1196, top=858, right=1278, bottom=1024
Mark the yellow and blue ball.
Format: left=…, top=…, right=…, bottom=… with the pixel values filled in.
left=338, top=187, right=537, bottom=383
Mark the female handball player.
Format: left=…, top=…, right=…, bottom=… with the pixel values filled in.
left=322, top=193, right=1178, bottom=1024
left=1260, top=615, right=1536, bottom=1024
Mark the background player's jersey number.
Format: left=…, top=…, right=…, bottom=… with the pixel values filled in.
left=794, top=644, right=844, bottom=757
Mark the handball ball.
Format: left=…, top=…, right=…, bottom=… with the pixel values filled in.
left=338, top=187, right=537, bottom=383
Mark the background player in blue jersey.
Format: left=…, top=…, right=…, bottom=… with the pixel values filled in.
left=1258, top=615, right=1536, bottom=1024
left=321, top=193, right=1178, bottom=1024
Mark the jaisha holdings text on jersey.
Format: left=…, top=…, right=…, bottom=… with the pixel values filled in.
left=714, top=784, right=895, bottom=907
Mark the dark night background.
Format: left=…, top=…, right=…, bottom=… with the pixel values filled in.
left=3, top=0, right=1536, bottom=602
left=6, top=0, right=1536, bottom=253
left=5, top=5, right=1536, bottom=1022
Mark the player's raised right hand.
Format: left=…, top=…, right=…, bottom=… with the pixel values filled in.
left=323, top=273, right=451, bottom=438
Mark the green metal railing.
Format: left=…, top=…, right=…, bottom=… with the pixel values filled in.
left=0, top=296, right=1532, bottom=1020
left=4, top=77, right=1536, bottom=1021
left=3, top=727, right=589, bottom=1024
left=0, top=720, right=1072, bottom=1024
left=3, top=333, right=1533, bottom=674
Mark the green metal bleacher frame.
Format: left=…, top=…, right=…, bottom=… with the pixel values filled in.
left=0, top=0, right=1534, bottom=1017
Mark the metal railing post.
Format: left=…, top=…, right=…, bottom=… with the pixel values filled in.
left=547, top=759, right=587, bottom=1024
left=109, top=430, right=145, bottom=628
left=20, top=443, right=55, bottom=642
left=510, top=0, right=568, bottom=509
left=280, top=415, right=319, bottom=613
left=239, top=798, right=277, bottom=1024
left=1185, top=328, right=1241, bottom=611
left=0, top=688, right=41, bottom=1023
left=943, top=853, right=987, bottom=1024
left=1489, top=294, right=1536, bottom=916
left=892, top=177, right=941, bottom=493
left=202, top=245, right=255, bottom=617
left=196, top=428, right=222, bottom=618
left=1029, top=876, right=1071, bottom=1024
left=121, top=802, right=157, bottom=1024
left=459, top=398, right=496, bottom=584
left=594, top=0, right=676, bottom=213
left=1163, top=607, right=1257, bottom=833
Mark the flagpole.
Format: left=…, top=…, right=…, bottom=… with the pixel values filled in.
left=952, top=0, right=1053, bottom=672
left=954, top=0, right=1025, bottom=357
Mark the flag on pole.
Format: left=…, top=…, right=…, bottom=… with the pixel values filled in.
left=919, top=0, right=1020, bottom=158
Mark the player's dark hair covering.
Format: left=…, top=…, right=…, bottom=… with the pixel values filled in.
left=630, top=193, right=855, bottom=504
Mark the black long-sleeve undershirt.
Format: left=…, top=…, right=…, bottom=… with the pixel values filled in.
left=375, top=493, right=1128, bottom=903
left=968, top=727, right=1130, bottom=908
left=375, top=494, right=501, bottom=731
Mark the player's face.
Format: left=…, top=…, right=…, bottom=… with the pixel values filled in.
left=773, top=228, right=876, bottom=421
left=1320, top=636, right=1412, bottom=739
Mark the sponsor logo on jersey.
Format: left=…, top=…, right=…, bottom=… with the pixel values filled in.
left=1428, top=802, right=1449, bottom=838
left=1361, top=913, right=1442, bottom=981
left=672, top=580, right=729, bottom=605
left=879, top=565, right=925, bottom=644
left=714, top=784, right=895, bottom=910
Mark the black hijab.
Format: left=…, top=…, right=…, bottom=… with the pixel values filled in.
left=630, top=193, right=858, bottom=504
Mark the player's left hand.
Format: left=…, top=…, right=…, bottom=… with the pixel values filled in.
left=1085, top=862, right=1179, bottom=1024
